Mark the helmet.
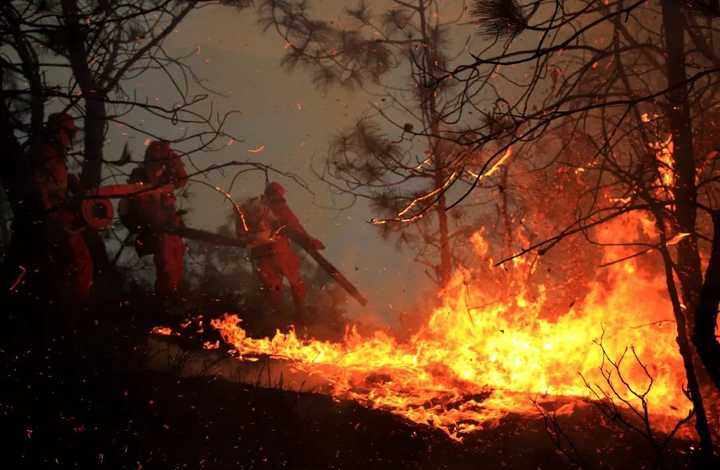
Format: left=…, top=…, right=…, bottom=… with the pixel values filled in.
left=264, top=181, right=286, bottom=200
left=47, top=112, right=78, bottom=135
left=145, top=140, right=174, bottom=162
left=127, top=166, right=147, bottom=184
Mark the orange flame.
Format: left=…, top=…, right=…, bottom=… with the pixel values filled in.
left=650, top=135, right=675, bottom=195
left=211, top=212, right=692, bottom=440
left=151, top=326, right=175, bottom=336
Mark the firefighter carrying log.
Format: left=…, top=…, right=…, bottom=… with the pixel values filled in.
left=122, top=141, right=188, bottom=299
left=237, top=182, right=325, bottom=323
left=31, top=112, right=93, bottom=305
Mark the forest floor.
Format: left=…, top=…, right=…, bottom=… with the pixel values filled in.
left=0, top=298, right=708, bottom=470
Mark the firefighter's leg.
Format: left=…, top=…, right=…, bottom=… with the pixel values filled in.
left=60, top=231, right=95, bottom=350
left=45, top=209, right=91, bottom=299
left=66, top=231, right=93, bottom=302
left=253, top=256, right=284, bottom=310
left=280, top=250, right=307, bottom=323
left=52, top=224, right=93, bottom=339
left=155, top=234, right=185, bottom=298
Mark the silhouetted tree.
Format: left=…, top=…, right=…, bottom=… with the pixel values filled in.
left=0, top=0, right=250, bottom=287
left=442, top=0, right=720, bottom=455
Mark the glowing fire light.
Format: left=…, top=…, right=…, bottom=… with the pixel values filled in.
left=151, top=326, right=176, bottom=336
left=650, top=135, right=675, bottom=192
left=210, top=213, right=692, bottom=440
left=466, top=146, right=514, bottom=179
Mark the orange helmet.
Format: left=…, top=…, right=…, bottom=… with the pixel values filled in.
left=145, top=140, right=175, bottom=162
left=47, top=112, right=78, bottom=135
left=264, top=181, right=286, bottom=200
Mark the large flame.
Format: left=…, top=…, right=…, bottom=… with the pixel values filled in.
left=210, top=211, right=693, bottom=440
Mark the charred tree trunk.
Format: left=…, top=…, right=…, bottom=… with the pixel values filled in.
left=60, top=0, right=113, bottom=277
left=693, top=210, right=720, bottom=391
left=661, top=0, right=716, bottom=454
left=656, top=223, right=714, bottom=456
left=662, top=0, right=703, bottom=313
left=79, top=96, right=107, bottom=190
left=59, top=0, right=108, bottom=189
left=418, top=1, right=452, bottom=287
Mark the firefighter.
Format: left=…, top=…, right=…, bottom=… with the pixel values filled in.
left=31, top=112, right=93, bottom=304
left=124, top=140, right=187, bottom=299
left=237, top=182, right=324, bottom=322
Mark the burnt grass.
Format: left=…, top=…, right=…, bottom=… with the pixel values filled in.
left=0, top=295, right=706, bottom=470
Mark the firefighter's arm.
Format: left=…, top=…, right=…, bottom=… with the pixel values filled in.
left=271, top=199, right=324, bottom=250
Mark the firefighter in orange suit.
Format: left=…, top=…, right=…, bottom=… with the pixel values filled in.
left=126, top=140, right=188, bottom=298
left=237, top=182, right=324, bottom=322
left=32, top=112, right=93, bottom=303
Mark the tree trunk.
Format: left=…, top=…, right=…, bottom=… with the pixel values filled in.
left=658, top=240, right=715, bottom=455
left=693, top=211, right=720, bottom=391
left=436, top=191, right=452, bottom=285
left=60, top=0, right=107, bottom=188
left=429, top=135, right=451, bottom=285
left=661, top=0, right=717, bottom=453
left=60, top=0, right=113, bottom=276
left=662, top=0, right=703, bottom=313
left=80, top=94, right=108, bottom=190
left=417, top=1, right=452, bottom=286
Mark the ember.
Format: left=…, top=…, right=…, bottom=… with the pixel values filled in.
left=151, top=326, right=176, bottom=336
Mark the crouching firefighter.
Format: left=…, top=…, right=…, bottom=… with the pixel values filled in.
left=31, top=112, right=93, bottom=307
left=120, top=141, right=187, bottom=300
left=237, top=182, right=325, bottom=323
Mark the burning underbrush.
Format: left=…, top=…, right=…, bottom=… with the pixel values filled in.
left=193, top=212, right=694, bottom=441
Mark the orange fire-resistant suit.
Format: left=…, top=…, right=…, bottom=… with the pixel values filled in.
left=237, top=182, right=324, bottom=320
left=126, top=141, right=188, bottom=298
left=31, top=113, right=93, bottom=302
